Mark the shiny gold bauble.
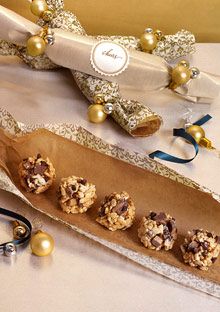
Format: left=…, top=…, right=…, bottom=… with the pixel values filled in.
left=88, top=104, right=107, bottom=123
left=30, top=0, right=48, bottom=17
left=186, top=125, right=205, bottom=144
left=171, top=65, right=191, bottom=86
left=140, top=33, right=158, bottom=52
left=30, top=231, right=54, bottom=257
left=27, top=36, right=46, bottom=57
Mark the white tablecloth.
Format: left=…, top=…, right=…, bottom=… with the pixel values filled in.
left=0, top=44, right=220, bottom=311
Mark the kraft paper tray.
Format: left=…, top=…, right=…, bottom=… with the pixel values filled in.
left=0, top=108, right=220, bottom=298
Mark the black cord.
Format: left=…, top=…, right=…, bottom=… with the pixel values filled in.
left=0, top=207, right=32, bottom=251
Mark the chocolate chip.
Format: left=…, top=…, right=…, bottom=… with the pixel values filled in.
left=149, top=212, right=157, bottom=219
left=167, top=220, right=176, bottom=234
left=157, top=212, right=167, bottom=220
left=72, top=185, right=77, bottom=191
left=34, top=162, right=48, bottom=175
left=212, top=257, right=218, bottom=263
left=37, top=153, right=41, bottom=159
left=151, top=236, right=163, bottom=248
left=44, top=176, right=50, bottom=182
left=194, top=229, right=202, bottom=235
left=163, top=225, right=171, bottom=239
left=99, top=205, right=106, bottom=217
left=201, top=241, right=209, bottom=250
left=151, top=212, right=166, bottom=222
left=146, top=230, right=154, bottom=238
left=77, top=178, right=87, bottom=185
left=207, top=232, right=213, bottom=238
left=112, top=199, right=128, bottom=215
left=27, top=174, right=35, bottom=183
left=188, top=241, right=199, bottom=253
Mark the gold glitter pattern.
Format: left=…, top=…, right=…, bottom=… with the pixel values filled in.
left=153, top=30, right=196, bottom=61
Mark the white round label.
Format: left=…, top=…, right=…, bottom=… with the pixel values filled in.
left=91, top=40, right=129, bottom=77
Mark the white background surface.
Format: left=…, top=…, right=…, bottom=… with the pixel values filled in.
left=0, top=44, right=220, bottom=311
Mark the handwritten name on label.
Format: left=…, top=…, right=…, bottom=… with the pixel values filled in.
left=91, top=41, right=129, bottom=76
left=102, top=49, right=123, bottom=60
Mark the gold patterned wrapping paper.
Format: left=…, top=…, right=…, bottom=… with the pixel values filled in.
left=0, top=108, right=220, bottom=298
left=0, top=1, right=197, bottom=137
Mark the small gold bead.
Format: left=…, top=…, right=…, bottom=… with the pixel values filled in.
left=140, top=33, right=158, bottom=52
left=30, top=231, right=54, bottom=257
left=178, top=60, right=190, bottom=68
left=14, top=226, right=27, bottom=239
left=42, top=10, right=54, bottom=22
left=12, top=221, right=27, bottom=239
left=186, top=125, right=205, bottom=144
left=88, top=104, right=107, bottom=123
left=30, top=0, right=48, bottom=17
left=94, top=94, right=105, bottom=104
left=154, top=29, right=163, bottom=41
left=27, top=35, right=46, bottom=57
left=170, top=65, right=191, bottom=89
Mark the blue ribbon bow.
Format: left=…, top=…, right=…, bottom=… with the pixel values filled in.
left=149, top=114, right=212, bottom=164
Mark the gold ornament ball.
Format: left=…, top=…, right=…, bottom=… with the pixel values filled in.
left=186, top=125, right=205, bottom=144
left=30, top=231, right=54, bottom=257
left=140, top=33, right=158, bottom=52
left=30, top=0, right=48, bottom=17
left=88, top=104, right=107, bottom=123
left=171, top=65, right=191, bottom=86
left=27, top=36, right=46, bottom=57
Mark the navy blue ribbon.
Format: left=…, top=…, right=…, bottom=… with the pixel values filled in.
left=149, top=114, right=212, bottom=164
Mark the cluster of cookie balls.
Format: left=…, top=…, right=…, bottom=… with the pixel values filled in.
left=18, top=154, right=220, bottom=271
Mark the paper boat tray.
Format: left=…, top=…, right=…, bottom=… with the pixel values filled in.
left=0, top=109, right=220, bottom=298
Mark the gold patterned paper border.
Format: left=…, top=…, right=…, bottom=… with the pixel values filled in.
left=0, top=107, right=220, bottom=298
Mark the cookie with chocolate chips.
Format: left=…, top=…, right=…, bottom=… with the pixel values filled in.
left=96, top=191, right=135, bottom=231
left=138, top=211, right=177, bottom=251
left=58, top=175, right=97, bottom=214
left=18, top=154, right=55, bottom=194
left=181, top=229, right=220, bottom=271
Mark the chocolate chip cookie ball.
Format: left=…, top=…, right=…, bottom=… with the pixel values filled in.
left=138, top=212, right=177, bottom=251
left=18, top=154, right=55, bottom=194
left=181, top=229, right=220, bottom=271
left=96, top=191, right=135, bottom=231
left=58, top=176, right=97, bottom=214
